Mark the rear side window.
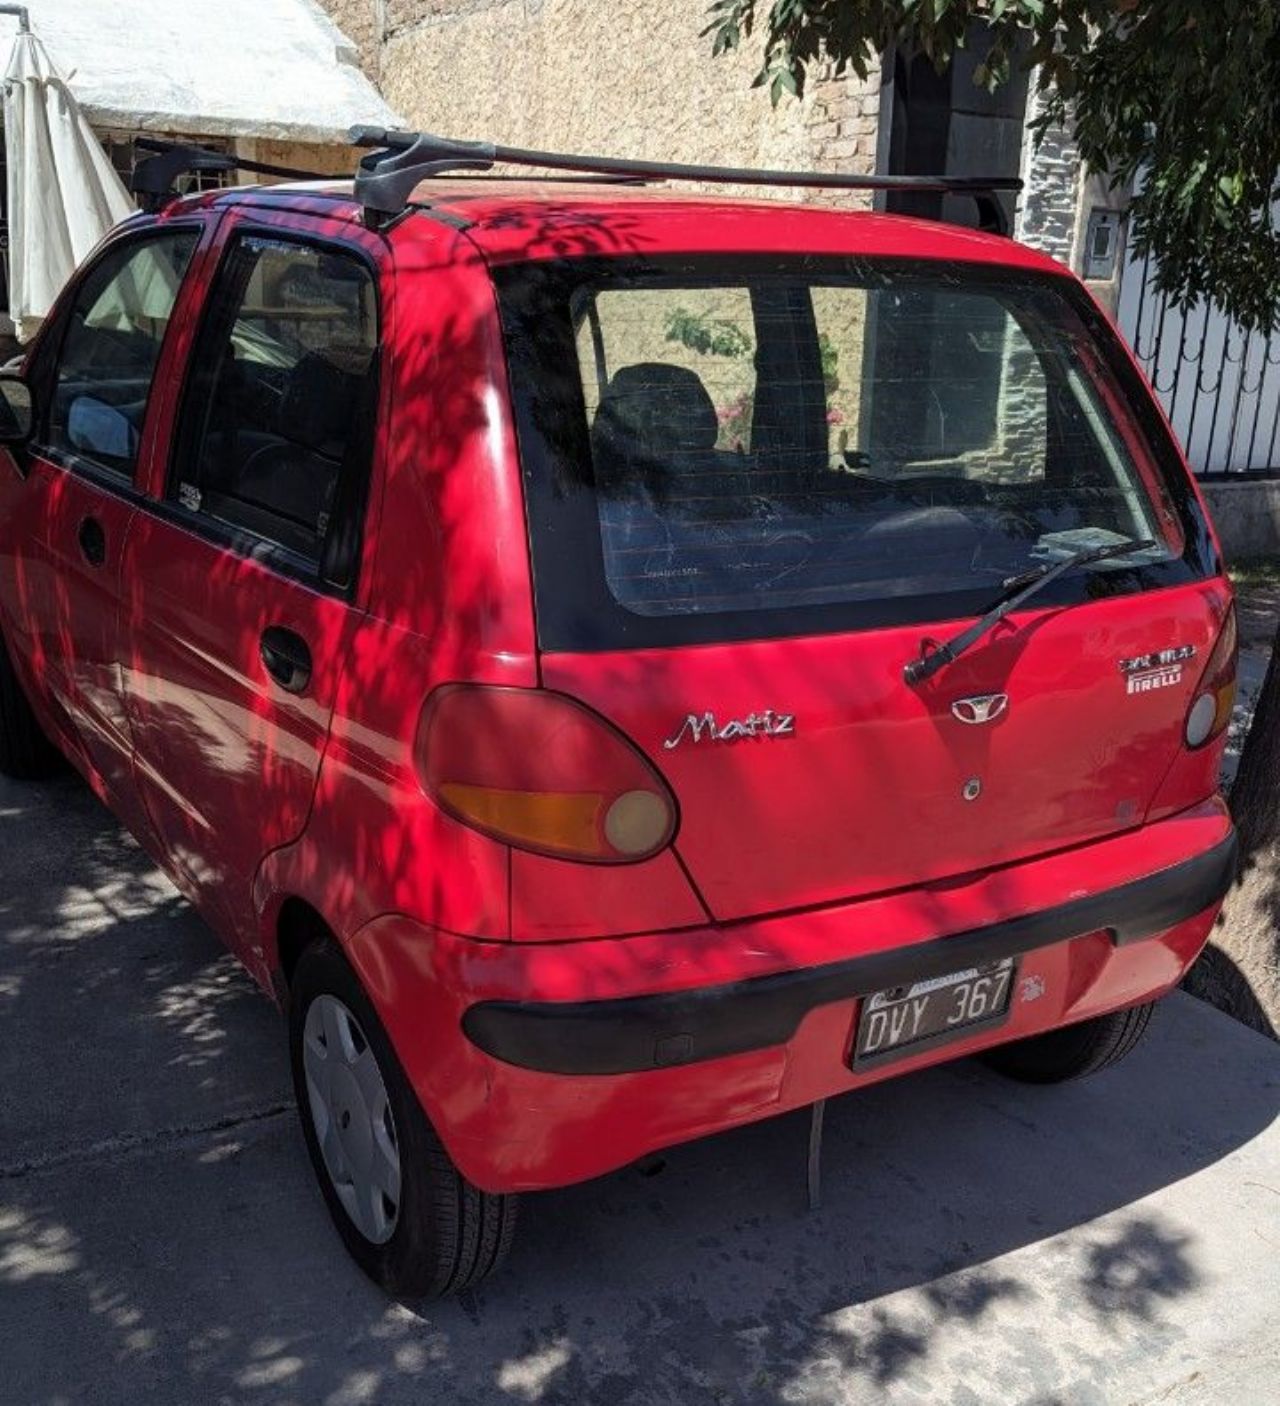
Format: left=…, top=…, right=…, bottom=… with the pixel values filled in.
left=497, top=257, right=1213, bottom=650
left=45, top=230, right=199, bottom=477
left=171, top=234, right=378, bottom=586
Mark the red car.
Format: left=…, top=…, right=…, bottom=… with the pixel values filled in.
left=0, top=133, right=1237, bottom=1298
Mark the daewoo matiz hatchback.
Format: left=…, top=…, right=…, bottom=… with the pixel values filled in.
left=0, top=131, right=1237, bottom=1297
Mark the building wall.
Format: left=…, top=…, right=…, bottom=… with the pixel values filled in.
left=1014, top=89, right=1131, bottom=314
left=242, top=138, right=356, bottom=178
left=316, top=0, right=383, bottom=78
left=318, top=0, right=881, bottom=198
left=98, top=129, right=356, bottom=191
left=1014, top=88, right=1081, bottom=265
left=1198, top=480, right=1280, bottom=560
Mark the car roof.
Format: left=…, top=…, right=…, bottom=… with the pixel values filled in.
left=166, top=179, right=1072, bottom=276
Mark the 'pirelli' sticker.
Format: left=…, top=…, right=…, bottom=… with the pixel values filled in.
left=1119, top=645, right=1196, bottom=695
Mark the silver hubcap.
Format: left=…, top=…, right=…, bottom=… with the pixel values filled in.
left=303, top=994, right=402, bottom=1245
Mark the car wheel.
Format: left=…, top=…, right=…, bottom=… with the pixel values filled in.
left=981, top=1001, right=1155, bottom=1084
left=288, top=940, right=517, bottom=1298
left=0, top=636, right=59, bottom=780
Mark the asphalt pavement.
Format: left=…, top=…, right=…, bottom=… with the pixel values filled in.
left=1, top=771, right=1278, bottom=1406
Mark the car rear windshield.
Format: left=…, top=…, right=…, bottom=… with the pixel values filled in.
left=495, top=256, right=1214, bottom=651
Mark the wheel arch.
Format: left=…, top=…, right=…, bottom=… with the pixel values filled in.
left=273, top=894, right=337, bottom=996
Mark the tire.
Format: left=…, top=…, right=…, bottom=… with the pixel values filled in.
left=288, top=939, right=517, bottom=1299
left=0, top=635, right=58, bottom=780
left=981, top=1001, right=1156, bottom=1084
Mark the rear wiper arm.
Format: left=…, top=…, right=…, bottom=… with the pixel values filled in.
left=903, top=539, right=1157, bottom=687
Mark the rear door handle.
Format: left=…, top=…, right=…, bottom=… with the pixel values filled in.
left=78, top=515, right=106, bottom=567
left=260, top=626, right=312, bottom=695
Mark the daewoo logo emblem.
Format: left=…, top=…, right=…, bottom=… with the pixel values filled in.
left=950, top=693, right=1009, bottom=726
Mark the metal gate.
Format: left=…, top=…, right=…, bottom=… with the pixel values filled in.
left=1116, top=243, right=1280, bottom=474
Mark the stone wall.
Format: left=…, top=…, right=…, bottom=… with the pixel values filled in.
left=1200, top=480, right=1280, bottom=561
left=1014, top=88, right=1131, bottom=314
left=316, top=0, right=881, bottom=196
left=1014, top=86, right=1080, bottom=265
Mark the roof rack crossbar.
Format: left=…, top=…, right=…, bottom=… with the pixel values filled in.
left=350, top=125, right=1022, bottom=233
left=129, top=137, right=330, bottom=212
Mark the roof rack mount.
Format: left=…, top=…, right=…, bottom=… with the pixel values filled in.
left=350, top=125, right=1022, bottom=233
left=128, top=137, right=329, bottom=212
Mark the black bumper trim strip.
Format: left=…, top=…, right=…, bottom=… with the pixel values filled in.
left=462, top=830, right=1237, bottom=1075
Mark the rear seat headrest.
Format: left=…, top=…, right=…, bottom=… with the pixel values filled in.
left=594, top=363, right=720, bottom=460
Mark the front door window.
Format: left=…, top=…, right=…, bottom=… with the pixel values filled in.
left=43, top=231, right=199, bottom=477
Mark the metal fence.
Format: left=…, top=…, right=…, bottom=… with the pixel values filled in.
left=1116, top=245, right=1280, bottom=475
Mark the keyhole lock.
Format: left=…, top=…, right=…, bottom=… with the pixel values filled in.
left=962, top=777, right=982, bottom=802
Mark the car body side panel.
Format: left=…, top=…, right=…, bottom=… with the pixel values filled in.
left=0, top=214, right=221, bottom=840
left=253, top=226, right=543, bottom=952
left=118, top=208, right=393, bottom=978
left=8, top=466, right=139, bottom=808
left=122, top=516, right=363, bottom=972
left=508, top=847, right=709, bottom=941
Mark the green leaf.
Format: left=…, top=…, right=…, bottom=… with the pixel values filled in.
left=698, top=0, right=1280, bottom=331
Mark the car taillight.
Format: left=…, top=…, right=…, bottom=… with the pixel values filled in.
left=415, top=685, right=678, bottom=863
left=1185, top=605, right=1238, bottom=749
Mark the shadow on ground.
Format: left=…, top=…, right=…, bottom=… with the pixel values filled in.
left=2, top=775, right=1278, bottom=1405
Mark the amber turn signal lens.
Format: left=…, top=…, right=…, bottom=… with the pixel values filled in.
left=437, top=784, right=606, bottom=855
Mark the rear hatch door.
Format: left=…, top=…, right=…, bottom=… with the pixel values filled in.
left=542, top=585, right=1224, bottom=920
left=496, top=252, right=1223, bottom=922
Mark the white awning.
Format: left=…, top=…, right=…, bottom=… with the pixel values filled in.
left=0, top=0, right=402, bottom=144
left=3, top=24, right=134, bottom=340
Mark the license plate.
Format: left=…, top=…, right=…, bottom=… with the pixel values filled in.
left=851, top=959, right=1016, bottom=1070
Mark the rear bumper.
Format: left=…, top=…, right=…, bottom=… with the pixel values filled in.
left=346, top=798, right=1235, bottom=1193
left=464, top=831, right=1236, bottom=1075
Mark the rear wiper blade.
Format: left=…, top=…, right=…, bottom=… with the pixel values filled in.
left=903, top=539, right=1157, bottom=687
